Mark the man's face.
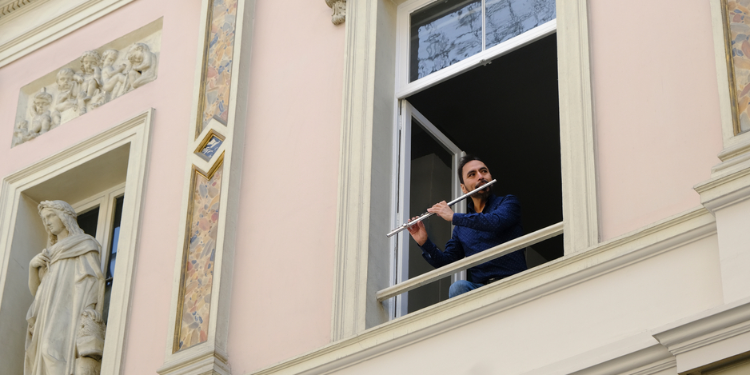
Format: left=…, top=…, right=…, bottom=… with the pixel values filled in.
left=460, top=160, right=492, bottom=195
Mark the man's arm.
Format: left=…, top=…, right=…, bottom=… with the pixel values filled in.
left=407, top=219, right=465, bottom=268
left=419, top=233, right=465, bottom=269
left=452, top=195, right=521, bottom=233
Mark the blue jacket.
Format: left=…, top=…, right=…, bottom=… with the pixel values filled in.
left=419, top=194, right=527, bottom=284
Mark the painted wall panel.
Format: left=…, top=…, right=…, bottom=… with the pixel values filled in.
left=589, top=0, right=725, bottom=240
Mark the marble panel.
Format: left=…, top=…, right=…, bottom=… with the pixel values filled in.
left=727, top=0, right=750, bottom=133
left=177, top=164, right=223, bottom=351
left=199, top=0, right=238, bottom=132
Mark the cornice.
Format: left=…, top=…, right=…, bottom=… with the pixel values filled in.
left=0, top=0, right=32, bottom=16
left=250, top=206, right=716, bottom=375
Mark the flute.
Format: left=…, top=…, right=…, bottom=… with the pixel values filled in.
left=386, top=179, right=497, bottom=238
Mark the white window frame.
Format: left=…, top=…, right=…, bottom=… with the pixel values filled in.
left=388, top=0, right=563, bottom=316
left=331, top=0, right=597, bottom=341
left=395, top=0, right=557, bottom=99
left=392, top=100, right=466, bottom=317
left=71, top=184, right=125, bottom=275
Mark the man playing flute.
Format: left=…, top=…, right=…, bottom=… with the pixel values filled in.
left=407, top=155, right=527, bottom=298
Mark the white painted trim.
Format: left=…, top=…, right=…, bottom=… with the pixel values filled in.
left=0, top=109, right=154, bottom=375
left=379, top=222, right=563, bottom=302
left=255, top=206, right=714, bottom=375
left=0, top=0, right=135, bottom=68
left=331, top=0, right=599, bottom=341
left=158, top=0, right=256, bottom=373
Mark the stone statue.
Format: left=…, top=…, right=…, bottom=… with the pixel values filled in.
left=77, top=50, right=105, bottom=115
left=51, top=68, right=80, bottom=126
left=25, top=200, right=106, bottom=375
left=100, top=49, right=127, bottom=102
left=12, top=89, right=53, bottom=147
left=123, top=43, right=157, bottom=93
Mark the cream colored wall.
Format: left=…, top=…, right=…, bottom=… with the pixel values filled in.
left=329, top=235, right=722, bottom=375
left=226, top=1, right=344, bottom=372
left=589, top=0, right=725, bottom=240
left=0, top=1, right=200, bottom=373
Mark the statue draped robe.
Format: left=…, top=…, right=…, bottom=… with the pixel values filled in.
left=24, top=234, right=104, bottom=375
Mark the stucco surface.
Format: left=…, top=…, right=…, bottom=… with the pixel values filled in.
left=330, top=235, right=723, bottom=375
left=225, top=1, right=344, bottom=372
left=589, top=0, right=724, bottom=240
left=0, top=1, right=199, bottom=373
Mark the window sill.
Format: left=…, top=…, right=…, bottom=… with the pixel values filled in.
left=250, top=207, right=714, bottom=375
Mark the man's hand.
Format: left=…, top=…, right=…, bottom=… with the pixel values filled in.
left=427, top=201, right=454, bottom=222
left=406, top=216, right=428, bottom=246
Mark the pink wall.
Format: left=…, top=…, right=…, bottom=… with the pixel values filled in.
left=226, top=1, right=344, bottom=372
left=1, top=1, right=198, bottom=373
left=1, top=0, right=344, bottom=373
left=589, top=0, right=725, bottom=240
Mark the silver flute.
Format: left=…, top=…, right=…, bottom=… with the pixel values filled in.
left=386, top=179, right=497, bottom=238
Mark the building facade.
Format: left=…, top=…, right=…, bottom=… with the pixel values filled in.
left=0, top=0, right=749, bottom=374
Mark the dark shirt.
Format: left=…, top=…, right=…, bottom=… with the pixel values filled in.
left=419, top=194, right=527, bottom=284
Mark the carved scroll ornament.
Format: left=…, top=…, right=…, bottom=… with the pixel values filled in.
left=325, top=0, right=346, bottom=25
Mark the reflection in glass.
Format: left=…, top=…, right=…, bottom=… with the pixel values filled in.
left=410, top=0, right=482, bottom=82
left=485, top=0, right=555, bottom=49
left=102, top=195, right=124, bottom=324
left=407, top=119, right=454, bottom=313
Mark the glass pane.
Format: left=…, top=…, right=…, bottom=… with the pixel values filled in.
left=77, top=207, right=99, bottom=237
left=485, top=0, right=556, bottom=49
left=407, top=118, right=454, bottom=313
left=102, top=195, right=124, bottom=323
left=410, top=0, right=482, bottom=82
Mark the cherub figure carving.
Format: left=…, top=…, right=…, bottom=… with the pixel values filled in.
left=52, top=68, right=80, bottom=126
left=12, top=121, right=36, bottom=147
left=100, top=49, right=127, bottom=101
left=12, top=89, right=54, bottom=146
left=124, top=43, right=158, bottom=93
left=77, top=50, right=104, bottom=114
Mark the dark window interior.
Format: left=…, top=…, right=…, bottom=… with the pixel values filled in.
left=77, top=207, right=100, bottom=237
left=407, top=33, right=563, bottom=263
left=102, top=195, right=124, bottom=324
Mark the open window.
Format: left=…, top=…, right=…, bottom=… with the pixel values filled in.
left=389, top=0, right=563, bottom=316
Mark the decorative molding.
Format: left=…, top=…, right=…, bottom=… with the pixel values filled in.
left=557, top=0, right=600, bottom=253
left=0, top=0, right=33, bottom=16
left=652, top=297, right=750, bottom=373
left=330, top=0, right=378, bottom=342
left=11, top=19, right=162, bottom=148
left=158, top=0, right=255, bottom=373
left=0, top=0, right=136, bottom=68
left=695, top=159, right=750, bottom=213
left=0, top=109, right=154, bottom=375
left=325, top=0, right=346, bottom=25
left=253, top=206, right=716, bottom=375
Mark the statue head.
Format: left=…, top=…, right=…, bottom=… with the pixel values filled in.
left=32, top=89, right=52, bottom=115
left=102, top=49, right=119, bottom=67
left=38, top=200, right=84, bottom=246
left=80, top=50, right=101, bottom=75
left=126, top=43, right=150, bottom=65
left=56, top=68, right=76, bottom=91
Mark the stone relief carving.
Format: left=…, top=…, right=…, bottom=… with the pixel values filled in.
left=25, top=200, right=106, bottom=375
left=12, top=41, right=159, bottom=147
left=325, top=0, right=346, bottom=25
left=12, top=89, right=53, bottom=147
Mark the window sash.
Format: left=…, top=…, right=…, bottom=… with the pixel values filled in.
left=396, top=0, right=557, bottom=100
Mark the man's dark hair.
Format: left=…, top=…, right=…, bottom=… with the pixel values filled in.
left=458, top=154, right=489, bottom=184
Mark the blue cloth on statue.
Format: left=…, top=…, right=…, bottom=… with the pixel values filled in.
left=419, top=194, right=527, bottom=285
